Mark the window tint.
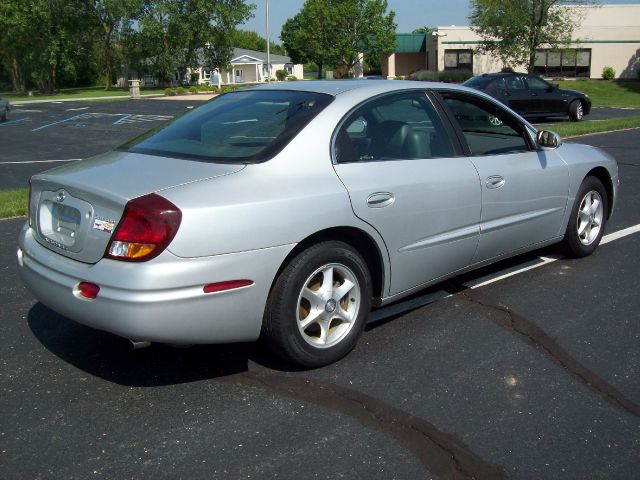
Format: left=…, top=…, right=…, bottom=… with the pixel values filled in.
left=504, top=76, right=525, bottom=90
left=335, top=92, right=454, bottom=163
left=441, top=94, right=530, bottom=156
left=123, top=90, right=333, bottom=163
left=526, top=76, right=551, bottom=90
left=463, top=76, right=494, bottom=89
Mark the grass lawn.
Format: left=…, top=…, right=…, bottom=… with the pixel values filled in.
left=542, top=114, right=640, bottom=138
left=557, top=80, right=640, bottom=108
left=0, top=85, right=166, bottom=102
left=0, top=189, right=28, bottom=218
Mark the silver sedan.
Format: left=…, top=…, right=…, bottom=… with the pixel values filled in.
left=17, top=81, right=618, bottom=367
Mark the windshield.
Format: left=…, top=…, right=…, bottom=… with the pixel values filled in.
left=122, top=90, right=333, bottom=163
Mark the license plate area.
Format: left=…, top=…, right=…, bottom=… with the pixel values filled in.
left=38, top=190, right=93, bottom=252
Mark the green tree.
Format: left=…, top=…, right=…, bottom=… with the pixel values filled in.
left=231, top=29, right=286, bottom=55
left=131, top=0, right=253, bottom=86
left=281, top=0, right=396, bottom=79
left=469, top=0, right=596, bottom=72
left=0, top=0, right=94, bottom=93
left=84, top=0, right=144, bottom=90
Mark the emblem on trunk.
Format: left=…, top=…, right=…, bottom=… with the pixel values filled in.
left=56, top=191, right=66, bottom=203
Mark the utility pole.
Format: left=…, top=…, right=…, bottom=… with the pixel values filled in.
left=266, top=0, right=271, bottom=82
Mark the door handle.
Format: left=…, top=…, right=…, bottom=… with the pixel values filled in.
left=485, top=176, right=506, bottom=189
left=366, top=192, right=395, bottom=208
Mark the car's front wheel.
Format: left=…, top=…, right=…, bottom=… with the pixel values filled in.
left=569, top=100, right=584, bottom=121
left=562, top=176, right=608, bottom=257
left=262, top=241, right=372, bottom=368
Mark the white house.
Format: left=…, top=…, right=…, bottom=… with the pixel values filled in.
left=118, top=47, right=304, bottom=87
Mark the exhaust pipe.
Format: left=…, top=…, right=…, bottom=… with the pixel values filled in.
left=130, top=339, right=151, bottom=349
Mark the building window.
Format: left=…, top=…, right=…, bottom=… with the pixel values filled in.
left=202, top=69, right=211, bottom=80
left=143, top=74, right=154, bottom=86
left=286, top=65, right=293, bottom=75
left=444, top=49, right=473, bottom=72
left=534, top=49, right=591, bottom=78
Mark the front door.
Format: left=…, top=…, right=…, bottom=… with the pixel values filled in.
left=235, top=68, right=244, bottom=83
left=333, top=91, right=481, bottom=296
left=438, top=91, right=569, bottom=262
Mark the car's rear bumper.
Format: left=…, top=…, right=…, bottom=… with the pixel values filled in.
left=17, top=222, right=295, bottom=344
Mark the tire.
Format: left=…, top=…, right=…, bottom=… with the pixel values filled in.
left=562, top=176, right=608, bottom=258
left=262, top=241, right=372, bottom=368
left=569, top=100, right=584, bottom=122
left=0, top=107, right=7, bottom=122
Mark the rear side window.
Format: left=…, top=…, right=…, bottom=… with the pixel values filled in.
left=122, top=90, right=333, bottom=163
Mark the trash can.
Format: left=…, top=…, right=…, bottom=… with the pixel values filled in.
left=129, top=79, right=140, bottom=98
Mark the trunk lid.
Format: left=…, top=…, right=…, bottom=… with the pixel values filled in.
left=29, top=151, right=245, bottom=264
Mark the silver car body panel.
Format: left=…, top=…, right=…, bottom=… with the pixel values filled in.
left=19, top=223, right=295, bottom=343
left=17, top=80, right=618, bottom=344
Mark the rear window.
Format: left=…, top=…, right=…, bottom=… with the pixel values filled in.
left=463, top=76, right=495, bottom=89
left=122, top=90, right=333, bottom=163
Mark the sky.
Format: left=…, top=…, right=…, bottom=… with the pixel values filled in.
left=242, top=0, right=640, bottom=41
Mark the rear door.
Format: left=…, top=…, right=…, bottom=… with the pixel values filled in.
left=333, top=90, right=481, bottom=296
left=436, top=91, right=569, bottom=262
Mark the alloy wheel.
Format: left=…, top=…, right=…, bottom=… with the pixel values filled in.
left=577, top=190, right=603, bottom=245
left=296, top=263, right=361, bottom=348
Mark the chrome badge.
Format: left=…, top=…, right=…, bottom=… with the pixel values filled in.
left=56, top=191, right=66, bottom=203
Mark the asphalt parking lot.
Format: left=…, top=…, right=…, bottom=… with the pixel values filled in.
left=1, top=98, right=639, bottom=478
left=0, top=98, right=200, bottom=190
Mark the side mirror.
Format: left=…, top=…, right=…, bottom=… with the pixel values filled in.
left=537, top=130, right=561, bottom=150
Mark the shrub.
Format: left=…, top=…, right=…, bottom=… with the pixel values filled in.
left=208, top=84, right=218, bottom=92
left=197, top=84, right=208, bottom=92
left=163, top=88, right=173, bottom=96
left=176, top=86, right=186, bottom=95
left=189, top=86, right=198, bottom=94
left=275, top=69, right=287, bottom=81
left=189, top=72, right=200, bottom=83
left=394, top=75, right=404, bottom=80
left=286, top=75, right=297, bottom=81
left=602, top=66, right=616, bottom=80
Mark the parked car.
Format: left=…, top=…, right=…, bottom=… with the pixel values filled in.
left=0, top=97, right=10, bottom=121
left=463, top=72, right=591, bottom=121
left=17, top=81, right=617, bottom=367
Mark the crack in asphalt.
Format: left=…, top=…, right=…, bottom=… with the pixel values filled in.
left=458, top=288, right=640, bottom=418
left=228, top=371, right=508, bottom=480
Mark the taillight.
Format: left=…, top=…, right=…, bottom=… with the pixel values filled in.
left=105, top=193, right=182, bottom=262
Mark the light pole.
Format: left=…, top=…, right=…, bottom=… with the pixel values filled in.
left=266, top=0, right=271, bottom=82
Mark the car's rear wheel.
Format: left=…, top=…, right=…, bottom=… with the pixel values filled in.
left=262, top=241, right=372, bottom=368
left=562, top=176, right=608, bottom=257
left=569, top=100, right=584, bottom=122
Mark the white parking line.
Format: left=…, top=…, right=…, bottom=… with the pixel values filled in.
left=463, top=223, right=640, bottom=289
left=371, top=223, right=640, bottom=322
left=600, top=224, right=640, bottom=245
left=0, top=159, right=82, bottom=165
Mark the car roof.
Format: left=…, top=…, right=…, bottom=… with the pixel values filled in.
left=250, top=79, right=473, bottom=97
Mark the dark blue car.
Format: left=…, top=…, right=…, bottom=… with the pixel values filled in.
left=463, top=73, right=591, bottom=121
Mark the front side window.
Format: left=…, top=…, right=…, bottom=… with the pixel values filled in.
left=439, top=93, right=530, bottom=156
left=122, top=90, right=333, bottom=163
left=335, top=91, right=454, bottom=163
